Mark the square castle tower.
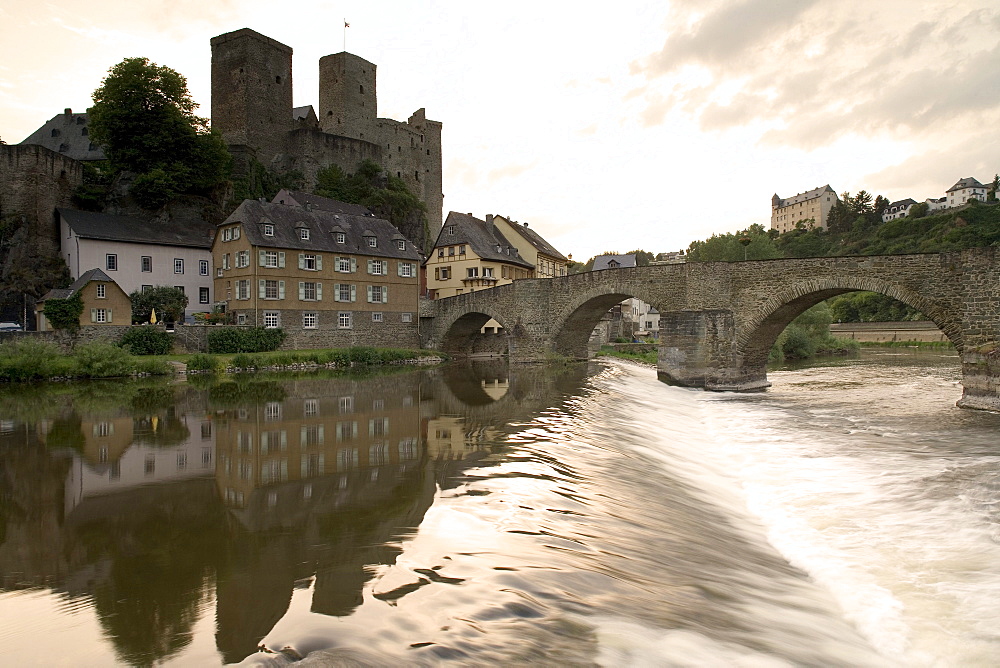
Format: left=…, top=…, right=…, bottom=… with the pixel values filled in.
left=210, top=28, right=443, bottom=232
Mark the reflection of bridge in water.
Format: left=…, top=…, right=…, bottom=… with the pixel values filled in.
left=421, top=249, right=1000, bottom=410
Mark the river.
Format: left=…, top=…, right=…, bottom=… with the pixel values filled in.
left=0, top=350, right=997, bottom=666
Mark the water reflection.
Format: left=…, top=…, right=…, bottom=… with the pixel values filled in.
left=0, top=362, right=591, bottom=665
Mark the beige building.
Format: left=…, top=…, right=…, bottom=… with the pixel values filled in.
left=424, top=212, right=534, bottom=300
left=35, top=268, right=131, bottom=331
left=489, top=214, right=569, bottom=278
left=771, top=185, right=839, bottom=233
left=214, top=197, right=422, bottom=349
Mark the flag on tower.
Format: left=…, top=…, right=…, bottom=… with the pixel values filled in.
left=344, top=20, right=350, bottom=28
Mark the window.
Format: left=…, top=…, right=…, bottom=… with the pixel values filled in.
left=336, top=232, right=346, bottom=244
left=435, top=266, right=451, bottom=280
left=367, top=236, right=377, bottom=248
left=401, top=313, right=412, bottom=323
left=237, top=250, right=249, bottom=268
left=199, top=287, right=210, bottom=304
left=396, top=239, right=406, bottom=250
left=336, top=257, right=354, bottom=273
left=299, top=228, right=310, bottom=240
left=263, top=311, right=280, bottom=328
left=223, top=228, right=232, bottom=241
left=304, top=399, right=319, bottom=417
left=447, top=226, right=455, bottom=235
left=199, top=260, right=209, bottom=276
left=106, top=254, right=117, bottom=271
left=264, top=251, right=278, bottom=268
left=96, top=284, right=106, bottom=299
left=339, top=396, right=354, bottom=413
left=236, top=280, right=250, bottom=300
left=262, top=279, right=282, bottom=299
left=368, top=260, right=386, bottom=275
left=174, top=285, right=184, bottom=294
left=300, top=253, right=320, bottom=270
left=223, top=254, right=230, bottom=270
left=174, top=258, right=184, bottom=274
left=449, top=247, right=455, bottom=256
left=303, top=311, right=318, bottom=329
left=263, top=223, right=274, bottom=236
left=237, top=313, right=248, bottom=325
left=438, top=249, right=444, bottom=258
left=483, top=267, right=494, bottom=278
left=338, top=311, right=352, bottom=329
left=372, top=312, right=383, bottom=322
left=142, top=284, right=152, bottom=292
left=368, top=285, right=387, bottom=303
left=94, top=308, right=108, bottom=323
left=299, top=281, right=320, bottom=301
left=467, top=267, right=479, bottom=278
left=459, top=245, right=466, bottom=255
left=141, top=256, right=152, bottom=272
left=398, top=262, right=415, bottom=278
left=336, top=283, right=355, bottom=302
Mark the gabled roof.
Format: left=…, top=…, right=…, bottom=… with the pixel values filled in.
left=432, top=212, right=534, bottom=269
left=58, top=209, right=215, bottom=249
left=888, top=198, right=917, bottom=209
left=592, top=254, right=637, bottom=270
left=224, top=199, right=421, bottom=260
left=272, top=190, right=374, bottom=217
left=772, top=184, right=837, bottom=208
left=39, top=268, right=119, bottom=302
left=500, top=218, right=567, bottom=261
left=946, top=177, right=985, bottom=192
left=20, top=109, right=105, bottom=161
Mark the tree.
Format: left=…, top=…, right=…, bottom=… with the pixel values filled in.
left=315, top=160, right=429, bottom=250
left=988, top=174, right=999, bottom=202
left=686, top=224, right=780, bottom=262
left=43, top=293, right=83, bottom=332
left=908, top=202, right=929, bottom=219
left=626, top=250, right=655, bottom=267
left=88, top=57, right=230, bottom=209
left=129, top=286, right=188, bottom=324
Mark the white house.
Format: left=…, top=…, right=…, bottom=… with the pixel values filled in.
left=882, top=198, right=918, bottom=222
left=946, top=177, right=988, bottom=207
left=58, top=209, right=216, bottom=320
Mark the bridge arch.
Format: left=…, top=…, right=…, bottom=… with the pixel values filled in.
left=427, top=298, right=512, bottom=358
left=550, top=279, right=667, bottom=359
left=735, top=276, right=964, bottom=369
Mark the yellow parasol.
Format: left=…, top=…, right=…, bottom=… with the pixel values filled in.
left=150, top=308, right=157, bottom=324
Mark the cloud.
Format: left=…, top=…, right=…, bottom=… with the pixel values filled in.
left=630, top=1, right=1000, bottom=149
left=487, top=162, right=536, bottom=182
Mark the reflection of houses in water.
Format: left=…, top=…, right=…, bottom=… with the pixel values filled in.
left=213, top=379, right=424, bottom=509
left=62, top=414, right=216, bottom=515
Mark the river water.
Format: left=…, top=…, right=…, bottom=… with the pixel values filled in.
left=0, top=350, right=998, bottom=666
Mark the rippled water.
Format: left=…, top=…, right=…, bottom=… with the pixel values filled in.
left=0, top=351, right=998, bottom=666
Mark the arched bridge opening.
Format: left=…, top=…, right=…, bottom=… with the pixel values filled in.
left=437, top=310, right=510, bottom=359
left=552, top=292, right=639, bottom=360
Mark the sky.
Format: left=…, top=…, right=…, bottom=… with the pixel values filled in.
left=2, top=0, right=998, bottom=262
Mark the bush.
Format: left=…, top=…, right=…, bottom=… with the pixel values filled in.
left=207, top=327, right=286, bottom=354
left=186, top=354, right=220, bottom=372
left=0, top=339, right=74, bottom=381
left=780, top=324, right=816, bottom=360
left=134, top=357, right=171, bottom=375
left=119, top=327, right=172, bottom=355
left=230, top=353, right=262, bottom=370
left=43, top=293, right=83, bottom=332
left=73, top=342, right=136, bottom=378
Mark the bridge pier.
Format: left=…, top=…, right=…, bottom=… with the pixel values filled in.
left=957, top=349, right=1000, bottom=411
left=656, top=310, right=771, bottom=391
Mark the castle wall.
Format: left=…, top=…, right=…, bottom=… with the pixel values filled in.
left=0, top=144, right=82, bottom=249
left=278, top=128, right=382, bottom=189
left=211, top=29, right=294, bottom=167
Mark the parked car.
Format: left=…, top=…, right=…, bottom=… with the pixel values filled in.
left=0, top=322, right=23, bottom=332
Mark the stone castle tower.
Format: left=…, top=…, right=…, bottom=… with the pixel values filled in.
left=210, top=28, right=443, bottom=232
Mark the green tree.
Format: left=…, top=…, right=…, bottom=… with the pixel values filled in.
left=43, top=293, right=83, bottom=332
left=315, top=160, right=429, bottom=250
left=908, top=202, right=929, bottom=219
left=988, top=174, right=999, bottom=202
left=686, top=223, right=780, bottom=261
left=626, top=250, right=655, bottom=267
left=88, top=57, right=230, bottom=209
left=129, top=286, right=188, bottom=324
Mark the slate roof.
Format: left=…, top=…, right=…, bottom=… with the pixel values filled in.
left=592, top=254, right=637, bottom=270
left=772, top=184, right=837, bottom=208
left=39, top=268, right=118, bottom=302
left=887, top=198, right=917, bottom=209
left=20, top=109, right=106, bottom=161
left=502, top=219, right=567, bottom=261
left=58, top=209, right=215, bottom=249
left=946, top=177, right=985, bottom=192
left=432, top=212, right=534, bottom=269
left=225, top=199, right=421, bottom=260
left=272, top=190, right=374, bottom=217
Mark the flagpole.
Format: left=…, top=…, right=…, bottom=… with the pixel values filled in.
left=343, top=18, right=348, bottom=52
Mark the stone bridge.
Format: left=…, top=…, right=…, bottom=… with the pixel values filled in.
left=419, top=249, right=1000, bottom=411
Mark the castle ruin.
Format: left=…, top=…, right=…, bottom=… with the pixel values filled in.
left=210, top=28, right=443, bottom=231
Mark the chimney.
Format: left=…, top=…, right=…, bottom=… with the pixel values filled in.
left=485, top=214, right=494, bottom=227
left=64, top=108, right=72, bottom=118
left=523, top=222, right=528, bottom=227
left=304, top=202, right=313, bottom=212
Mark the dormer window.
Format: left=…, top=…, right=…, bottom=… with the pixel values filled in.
left=263, top=224, right=274, bottom=236
left=367, top=237, right=377, bottom=248
left=496, top=244, right=502, bottom=253
left=336, top=232, right=346, bottom=244
left=447, top=226, right=455, bottom=235
left=299, top=228, right=310, bottom=241
left=396, top=240, right=405, bottom=250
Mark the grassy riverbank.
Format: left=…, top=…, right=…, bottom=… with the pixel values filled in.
left=0, top=338, right=442, bottom=382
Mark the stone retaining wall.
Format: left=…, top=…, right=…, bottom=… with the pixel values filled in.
left=829, top=321, right=950, bottom=343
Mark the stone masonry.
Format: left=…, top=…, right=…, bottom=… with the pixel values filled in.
left=420, top=248, right=1000, bottom=411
